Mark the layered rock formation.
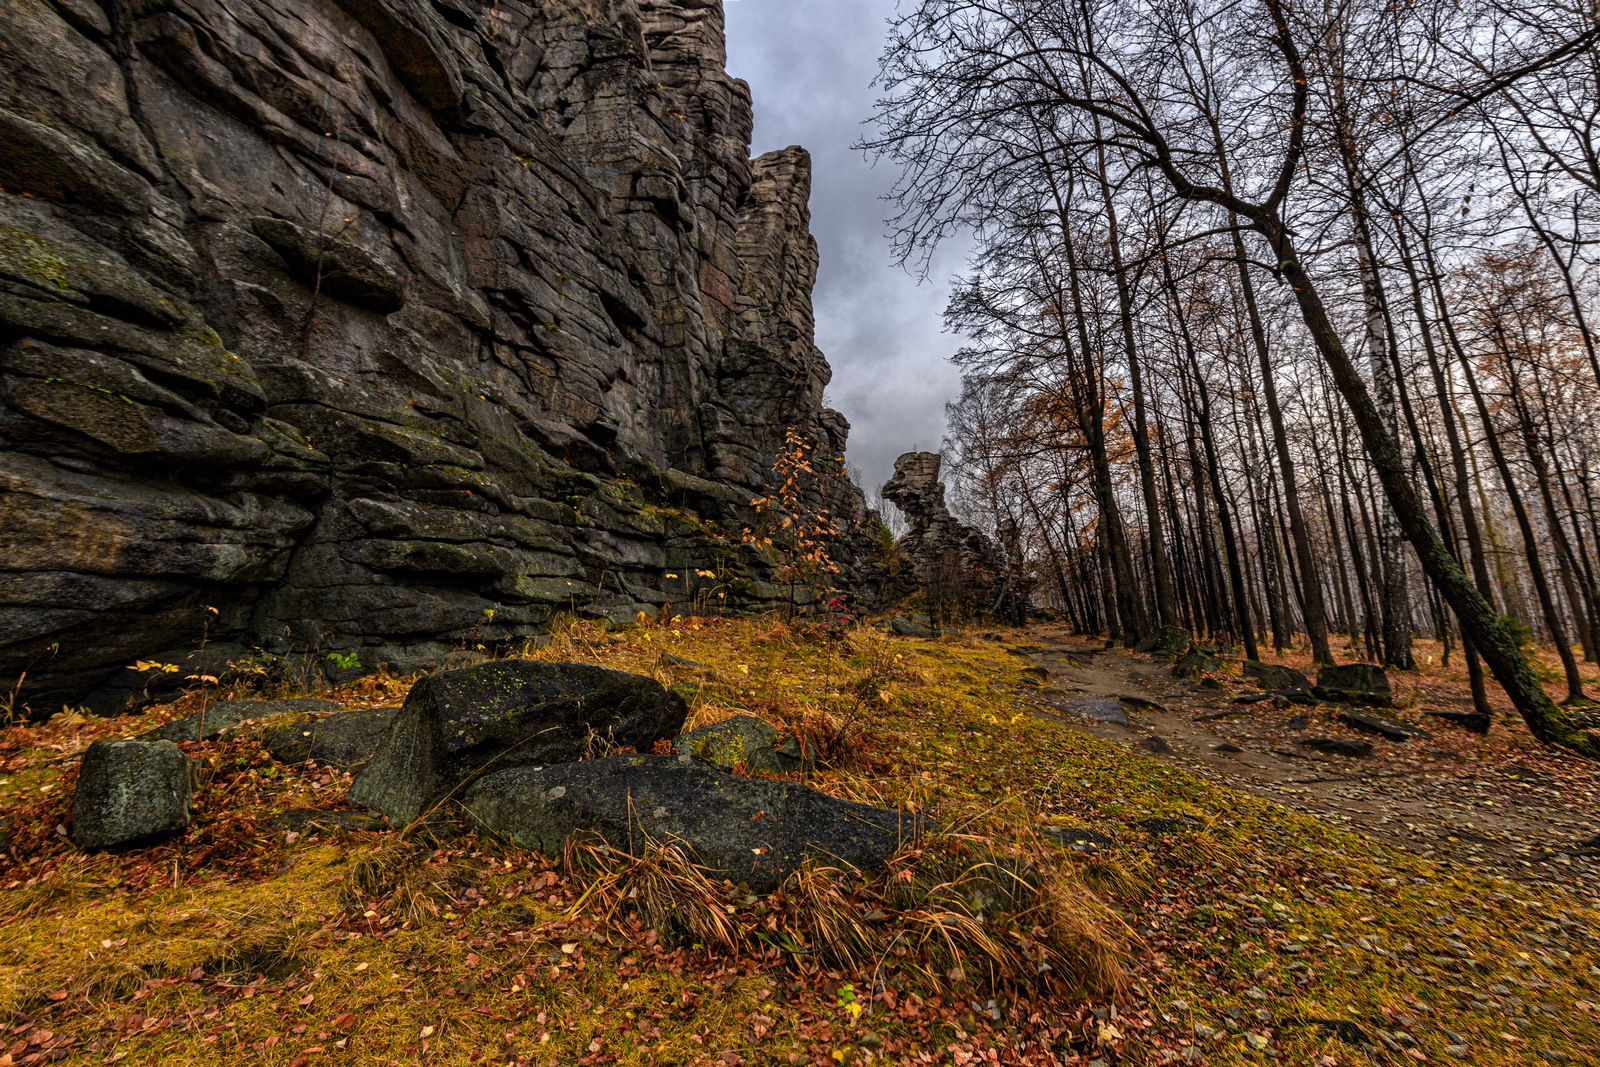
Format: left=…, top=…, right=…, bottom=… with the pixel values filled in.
left=0, top=0, right=869, bottom=714
left=881, top=452, right=1023, bottom=623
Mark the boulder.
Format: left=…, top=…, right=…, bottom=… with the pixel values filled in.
left=144, top=699, right=341, bottom=743
left=260, top=707, right=401, bottom=770
left=1243, top=661, right=1310, bottom=691
left=462, top=755, right=926, bottom=892
left=348, top=661, right=688, bottom=825
left=675, top=714, right=810, bottom=773
left=70, top=739, right=196, bottom=850
left=889, top=617, right=935, bottom=639
left=1171, top=651, right=1224, bottom=679
left=1133, top=626, right=1191, bottom=655
left=1313, top=664, right=1392, bottom=707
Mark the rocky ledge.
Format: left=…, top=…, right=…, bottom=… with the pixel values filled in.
left=1, top=0, right=877, bottom=715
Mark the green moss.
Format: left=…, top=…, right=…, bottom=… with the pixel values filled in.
left=0, top=224, right=77, bottom=293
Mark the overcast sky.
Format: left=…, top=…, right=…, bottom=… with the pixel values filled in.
left=723, top=0, right=962, bottom=493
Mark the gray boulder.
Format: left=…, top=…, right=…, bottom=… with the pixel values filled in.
left=349, top=661, right=687, bottom=825
left=890, top=616, right=936, bottom=639
left=462, top=755, right=926, bottom=892
left=260, top=707, right=401, bottom=770
left=143, top=699, right=341, bottom=743
left=70, top=739, right=196, bottom=850
left=675, top=714, right=810, bottom=773
left=1243, top=661, right=1310, bottom=691
left=1313, top=664, right=1392, bottom=707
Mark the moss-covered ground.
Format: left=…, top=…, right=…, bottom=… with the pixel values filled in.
left=1, top=618, right=1595, bottom=1065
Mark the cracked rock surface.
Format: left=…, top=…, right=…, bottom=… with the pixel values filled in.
left=1, top=0, right=875, bottom=715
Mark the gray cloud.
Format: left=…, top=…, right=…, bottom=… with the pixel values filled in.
left=724, top=0, right=963, bottom=492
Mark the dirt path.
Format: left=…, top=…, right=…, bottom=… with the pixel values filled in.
left=1008, top=626, right=1600, bottom=890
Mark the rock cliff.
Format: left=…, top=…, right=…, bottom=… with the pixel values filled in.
left=881, top=452, right=1021, bottom=623
left=0, top=0, right=869, bottom=714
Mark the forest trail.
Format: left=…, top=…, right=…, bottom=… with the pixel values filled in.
left=1011, top=626, right=1600, bottom=891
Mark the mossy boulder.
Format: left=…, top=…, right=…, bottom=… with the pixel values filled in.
left=1243, top=661, right=1310, bottom=691
left=348, top=661, right=688, bottom=825
left=1313, top=664, right=1392, bottom=707
left=462, top=755, right=927, bottom=893
left=70, top=739, right=196, bottom=850
left=1171, top=650, right=1224, bottom=679
left=676, top=714, right=811, bottom=774
left=1134, top=625, right=1191, bottom=655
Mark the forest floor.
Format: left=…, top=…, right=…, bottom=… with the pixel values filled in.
left=0, top=618, right=1596, bottom=1067
left=1011, top=627, right=1600, bottom=890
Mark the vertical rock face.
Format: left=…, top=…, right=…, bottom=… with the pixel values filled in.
left=0, top=0, right=868, bottom=713
left=881, top=452, right=1020, bottom=622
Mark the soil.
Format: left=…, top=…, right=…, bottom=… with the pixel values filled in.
left=1010, top=625, right=1600, bottom=890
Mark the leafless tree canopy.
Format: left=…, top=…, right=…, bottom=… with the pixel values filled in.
left=864, top=0, right=1600, bottom=754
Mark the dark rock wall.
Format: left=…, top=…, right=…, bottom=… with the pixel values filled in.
left=0, top=0, right=867, bottom=713
left=881, top=452, right=1022, bottom=623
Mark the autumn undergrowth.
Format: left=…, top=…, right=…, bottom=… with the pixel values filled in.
left=0, top=617, right=1595, bottom=1066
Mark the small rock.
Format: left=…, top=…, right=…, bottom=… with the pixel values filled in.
left=1244, top=1033, right=1269, bottom=1051
left=1299, top=737, right=1373, bottom=758
left=1137, top=735, right=1174, bottom=755
left=1444, top=1045, right=1471, bottom=1058
left=1119, top=694, right=1167, bottom=711
left=1293, top=1018, right=1372, bottom=1047
left=1215, top=742, right=1244, bottom=754
left=1285, top=713, right=1310, bottom=731
left=675, top=714, right=811, bottom=774
left=70, top=739, right=196, bottom=850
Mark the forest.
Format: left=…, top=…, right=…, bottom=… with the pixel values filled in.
left=864, top=0, right=1600, bottom=751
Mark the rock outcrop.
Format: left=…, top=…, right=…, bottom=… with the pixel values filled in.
left=881, top=452, right=1022, bottom=622
left=1, top=0, right=871, bottom=715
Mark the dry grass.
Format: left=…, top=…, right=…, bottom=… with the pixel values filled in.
left=565, top=829, right=745, bottom=953
left=5, top=616, right=1597, bottom=1065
